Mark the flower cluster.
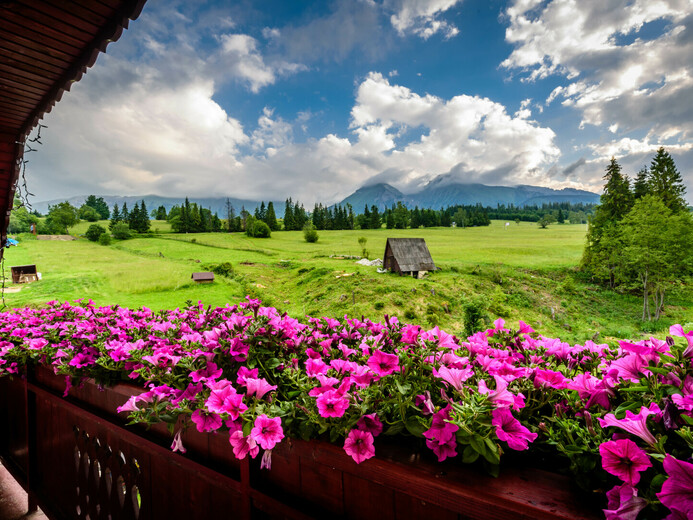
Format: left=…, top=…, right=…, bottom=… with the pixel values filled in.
left=1, top=298, right=692, bottom=519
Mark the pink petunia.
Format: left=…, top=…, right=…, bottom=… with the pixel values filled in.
left=191, top=409, right=222, bottom=433
left=423, top=407, right=458, bottom=462
left=229, top=430, right=259, bottom=460
left=244, top=378, right=277, bottom=399
left=250, top=414, right=284, bottom=450
left=356, top=413, right=383, bottom=437
left=343, top=429, right=375, bottom=464
left=367, top=349, right=400, bottom=377
left=492, top=408, right=537, bottom=451
left=599, top=405, right=658, bottom=446
left=170, top=429, right=187, bottom=454
left=190, top=361, right=223, bottom=383
left=433, top=365, right=473, bottom=393
left=316, top=389, right=350, bottom=418
left=599, top=439, right=652, bottom=485
left=657, top=455, right=693, bottom=517
left=603, top=484, right=648, bottom=520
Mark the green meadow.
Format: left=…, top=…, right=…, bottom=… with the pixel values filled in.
left=3, top=220, right=691, bottom=343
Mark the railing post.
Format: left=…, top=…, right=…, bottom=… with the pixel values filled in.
left=24, top=369, right=37, bottom=513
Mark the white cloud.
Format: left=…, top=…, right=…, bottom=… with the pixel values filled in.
left=251, top=108, right=293, bottom=153
left=217, top=34, right=279, bottom=93
left=502, top=0, right=693, bottom=140
left=387, top=0, right=462, bottom=39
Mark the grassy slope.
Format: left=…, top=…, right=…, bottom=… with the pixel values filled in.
left=4, top=221, right=691, bottom=343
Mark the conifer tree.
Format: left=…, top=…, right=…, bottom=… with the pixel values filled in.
left=633, top=166, right=650, bottom=200
left=283, top=199, right=294, bottom=231
left=121, top=203, right=129, bottom=222
left=109, top=204, right=121, bottom=231
left=265, top=201, right=279, bottom=231
left=648, top=147, right=687, bottom=213
left=600, top=157, right=633, bottom=220
left=369, top=205, right=380, bottom=230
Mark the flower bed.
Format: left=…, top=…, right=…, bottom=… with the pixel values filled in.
left=1, top=298, right=692, bottom=519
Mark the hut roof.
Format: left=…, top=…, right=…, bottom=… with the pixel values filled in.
left=191, top=272, right=215, bottom=282
left=385, top=238, right=436, bottom=272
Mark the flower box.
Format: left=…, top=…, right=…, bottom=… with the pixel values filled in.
left=0, top=366, right=599, bottom=520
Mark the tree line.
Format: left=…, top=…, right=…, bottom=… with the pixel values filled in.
left=582, top=147, right=693, bottom=320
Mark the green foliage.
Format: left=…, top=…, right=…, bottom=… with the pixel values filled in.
left=207, top=262, right=234, bottom=277
left=648, top=147, right=687, bottom=213
left=85, top=224, right=106, bottom=242
left=8, top=200, right=38, bottom=234
left=303, top=222, right=318, bottom=243
left=78, top=205, right=100, bottom=222
left=264, top=201, right=280, bottom=231
left=464, top=298, right=486, bottom=336
left=247, top=220, right=271, bottom=238
left=84, top=195, right=110, bottom=220
left=537, top=214, right=555, bottom=229
left=98, top=233, right=112, bottom=246
left=45, top=201, right=79, bottom=234
left=111, top=222, right=132, bottom=240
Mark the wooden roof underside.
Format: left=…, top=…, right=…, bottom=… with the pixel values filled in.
left=0, top=0, right=146, bottom=248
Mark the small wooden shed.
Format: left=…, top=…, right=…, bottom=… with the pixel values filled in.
left=10, top=265, right=38, bottom=284
left=383, top=238, right=436, bottom=278
left=191, top=272, right=215, bottom=284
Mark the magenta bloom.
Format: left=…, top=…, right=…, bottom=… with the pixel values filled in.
left=250, top=414, right=284, bottom=450
left=316, top=389, right=350, bottom=418
left=245, top=378, right=277, bottom=399
left=423, top=407, right=458, bottom=462
left=533, top=369, right=567, bottom=390
left=492, top=408, right=537, bottom=451
left=356, top=413, right=383, bottom=437
left=229, top=430, right=259, bottom=460
left=657, top=455, right=693, bottom=517
left=190, top=362, right=223, bottom=383
left=603, top=484, right=648, bottom=520
left=191, top=409, right=222, bottom=433
left=433, top=365, right=473, bottom=392
left=598, top=406, right=658, bottom=446
left=367, top=349, right=400, bottom=377
left=343, top=429, right=375, bottom=464
left=170, top=429, right=186, bottom=454
left=599, top=439, right=652, bottom=485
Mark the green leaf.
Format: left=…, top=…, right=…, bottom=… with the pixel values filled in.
left=483, top=461, right=500, bottom=478
left=394, top=379, right=411, bottom=395
left=384, top=421, right=405, bottom=436
left=405, top=416, right=427, bottom=437
left=482, top=438, right=500, bottom=465
left=618, top=386, right=649, bottom=393
left=470, top=434, right=487, bottom=457
left=461, top=445, right=479, bottom=464
left=265, top=358, right=282, bottom=370
left=680, top=414, right=693, bottom=425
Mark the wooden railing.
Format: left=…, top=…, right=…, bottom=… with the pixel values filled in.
left=0, top=367, right=601, bottom=520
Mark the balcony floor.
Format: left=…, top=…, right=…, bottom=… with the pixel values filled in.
left=0, top=462, right=47, bottom=520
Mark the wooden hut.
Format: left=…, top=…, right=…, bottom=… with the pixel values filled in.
left=191, top=272, right=215, bottom=284
left=382, top=238, right=436, bottom=278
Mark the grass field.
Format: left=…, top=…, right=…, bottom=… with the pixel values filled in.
left=4, top=221, right=691, bottom=343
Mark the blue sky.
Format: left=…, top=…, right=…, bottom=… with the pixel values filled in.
left=30, top=0, right=693, bottom=204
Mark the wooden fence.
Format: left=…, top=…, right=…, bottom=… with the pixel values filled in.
left=0, top=367, right=600, bottom=520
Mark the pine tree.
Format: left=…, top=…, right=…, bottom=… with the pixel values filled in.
left=225, top=198, right=235, bottom=233
left=128, top=202, right=139, bottom=229
left=156, top=205, right=167, bottom=220
left=109, top=204, right=121, bottom=231
left=121, top=203, right=129, bottom=223
left=633, top=166, right=649, bottom=200
left=138, top=200, right=150, bottom=233
left=600, top=157, right=633, bottom=221
left=283, top=199, right=294, bottom=231
left=557, top=209, right=565, bottom=224
left=648, top=147, right=687, bottom=213
left=265, top=201, right=279, bottom=231
left=369, top=205, right=380, bottom=230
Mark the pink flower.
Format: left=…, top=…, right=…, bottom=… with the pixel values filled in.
left=599, top=439, right=652, bottom=485
left=423, top=407, right=458, bottom=462
left=367, top=349, right=400, bottom=377
left=229, top=430, right=259, bottom=460
left=236, top=366, right=258, bottom=385
left=191, top=409, right=222, bottom=433
left=250, top=415, right=284, bottom=450
left=343, top=429, right=375, bottom=464
left=205, top=385, right=237, bottom=414
left=356, top=414, right=383, bottom=437
left=433, top=365, right=473, bottom=392
left=190, top=362, right=223, bottom=383
left=603, top=484, right=648, bottom=520
left=415, top=391, right=435, bottom=415
left=492, top=408, right=537, bottom=451
left=244, top=378, right=277, bottom=399
left=260, top=449, right=273, bottom=470
left=599, top=405, right=658, bottom=446
left=533, top=369, right=567, bottom=390
left=316, top=390, right=350, bottom=418
left=657, top=455, right=693, bottom=517
left=567, top=373, right=614, bottom=409
left=170, top=429, right=186, bottom=454
left=670, top=325, right=693, bottom=358
left=478, top=376, right=516, bottom=408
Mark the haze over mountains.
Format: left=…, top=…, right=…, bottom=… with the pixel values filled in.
left=34, top=181, right=599, bottom=218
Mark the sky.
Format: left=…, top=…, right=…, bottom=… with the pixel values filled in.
left=26, top=0, right=693, bottom=205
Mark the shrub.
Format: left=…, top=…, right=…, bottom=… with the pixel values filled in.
left=303, top=223, right=318, bottom=243
left=374, top=302, right=384, bottom=310
left=98, top=233, right=112, bottom=246
left=85, top=224, right=106, bottom=242
left=247, top=221, right=271, bottom=238
left=111, top=222, right=132, bottom=240
left=404, top=309, right=417, bottom=320
left=463, top=298, right=486, bottom=336
left=209, top=262, right=234, bottom=277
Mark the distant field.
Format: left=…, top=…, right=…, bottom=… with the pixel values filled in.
left=3, top=221, right=691, bottom=342
left=68, top=219, right=173, bottom=235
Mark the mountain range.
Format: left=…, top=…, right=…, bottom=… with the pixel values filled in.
left=33, top=181, right=599, bottom=218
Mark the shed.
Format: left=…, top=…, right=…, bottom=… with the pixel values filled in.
left=191, top=272, right=215, bottom=284
left=383, top=238, right=436, bottom=278
left=10, top=264, right=37, bottom=284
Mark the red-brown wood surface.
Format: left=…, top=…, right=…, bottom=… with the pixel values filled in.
left=0, top=368, right=603, bottom=520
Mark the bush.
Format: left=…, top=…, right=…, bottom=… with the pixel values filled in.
left=85, top=224, right=106, bottom=242
left=463, top=298, right=486, bottom=336
left=303, top=223, right=318, bottom=243
left=374, top=302, right=384, bottom=310
left=111, top=222, right=132, bottom=240
left=247, top=221, right=271, bottom=238
left=98, top=233, right=112, bottom=245
left=209, top=262, right=234, bottom=277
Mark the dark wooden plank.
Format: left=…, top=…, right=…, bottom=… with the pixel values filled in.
left=2, top=11, right=91, bottom=53
left=344, top=472, right=395, bottom=520
left=0, top=56, right=62, bottom=86
left=298, top=456, right=344, bottom=515
left=0, top=38, right=73, bottom=70
left=0, top=20, right=82, bottom=59
left=16, top=0, right=105, bottom=35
